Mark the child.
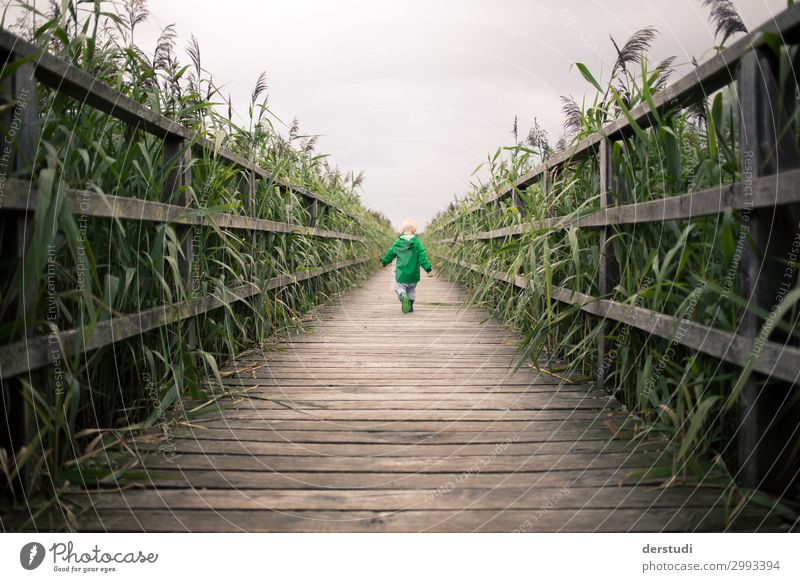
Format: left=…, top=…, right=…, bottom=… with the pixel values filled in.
left=380, top=218, right=433, bottom=313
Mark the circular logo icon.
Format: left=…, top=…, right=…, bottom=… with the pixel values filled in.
left=20, top=542, right=46, bottom=570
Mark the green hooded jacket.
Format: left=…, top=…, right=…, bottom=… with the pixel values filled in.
left=381, top=234, right=432, bottom=284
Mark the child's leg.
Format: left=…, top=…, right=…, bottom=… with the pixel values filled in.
left=406, top=284, right=416, bottom=312
left=395, top=282, right=411, bottom=313
left=394, top=282, right=406, bottom=301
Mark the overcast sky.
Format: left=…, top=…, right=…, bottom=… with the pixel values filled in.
left=11, top=1, right=791, bottom=229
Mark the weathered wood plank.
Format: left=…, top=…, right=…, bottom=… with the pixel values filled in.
left=73, top=486, right=724, bottom=512
left=151, top=429, right=616, bottom=445
left=75, top=508, right=782, bottom=533
left=142, top=452, right=665, bottom=472
left=132, top=438, right=647, bottom=456
left=205, top=392, right=613, bottom=403
left=185, top=409, right=608, bottom=422
left=214, top=387, right=593, bottom=397
left=82, top=468, right=660, bottom=491
left=179, top=399, right=617, bottom=411
left=174, top=416, right=608, bottom=430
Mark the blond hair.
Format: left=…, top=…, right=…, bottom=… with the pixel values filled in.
left=399, top=218, right=417, bottom=234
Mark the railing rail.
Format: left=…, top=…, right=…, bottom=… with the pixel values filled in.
left=1, top=178, right=364, bottom=241
left=433, top=169, right=800, bottom=242
left=437, top=257, right=800, bottom=385
left=0, top=259, right=367, bottom=380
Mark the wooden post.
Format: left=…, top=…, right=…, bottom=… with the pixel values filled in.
left=490, top=199, right=499, bottom=225
left=318, top=201, right=328, bottom=228
left=511, top=190, right=526, bottom=217
left=541, top=169, right=550, bottom=216
left=737, top=49, right=800, bottom=492
left=596, top=138, right=618, bottom=391
left=162, top=136, right=195, bottom=350
left=0, top=58, right=39, bottom=488
left=308, top=198, right=319, bottom=296
left=285, top=189, right=295, bottom=274
left=245, top=170, right=257, bottom=248
left=309, top=199, right=319, bottom=228
left=512, top=181, right=529, bottom=292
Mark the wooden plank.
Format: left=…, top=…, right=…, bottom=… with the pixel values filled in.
left=215, top=385, right=589, bottom=395
left=132, top=429, right=616, bottom=445
left=176, top=416, right=608, bottom=430
left=74, top=508, right=781, bottom=533
left=214, top=381, right=587, bottom=392
left=186, top=408, right=606, bottom=422
left=227, top=362, right=536, bottom=370
left=72, top=486, right=724, bottom=512
left=175, top=400, right=617, bottom=411
left=142, top=452, right=665, bottom=472
left=202, top=392, right=611, bottom=403
left=231, top=363, right=545, bottom=370
left=217, top=371, right=577, bottom=381
left=75, top=467, right=668, bottom=491
left=131, top=438, right=645, bottom=456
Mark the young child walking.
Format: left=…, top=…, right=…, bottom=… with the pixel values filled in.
left=380, top=219, right=433, bottom=313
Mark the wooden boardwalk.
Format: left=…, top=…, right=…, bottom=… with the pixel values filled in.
left=71, top=269, right=778, bottom=532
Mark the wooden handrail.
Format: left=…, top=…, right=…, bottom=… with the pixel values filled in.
left=2, top=178, right=365, bottom=242
left=430, top=169, right=800, bottom=242
left=435, top=256, right=800, bottom=385
left=0, top=259, right=368, bottom=380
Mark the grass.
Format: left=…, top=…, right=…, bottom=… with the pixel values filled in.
left=0, top=0, right=394, bottom=513
left=427, top=6, right=800, bottom=515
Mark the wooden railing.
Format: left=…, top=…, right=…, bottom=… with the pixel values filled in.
left=429, top=4, right=800, bottom=492
left=0, top=30, right=369, bottom=379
